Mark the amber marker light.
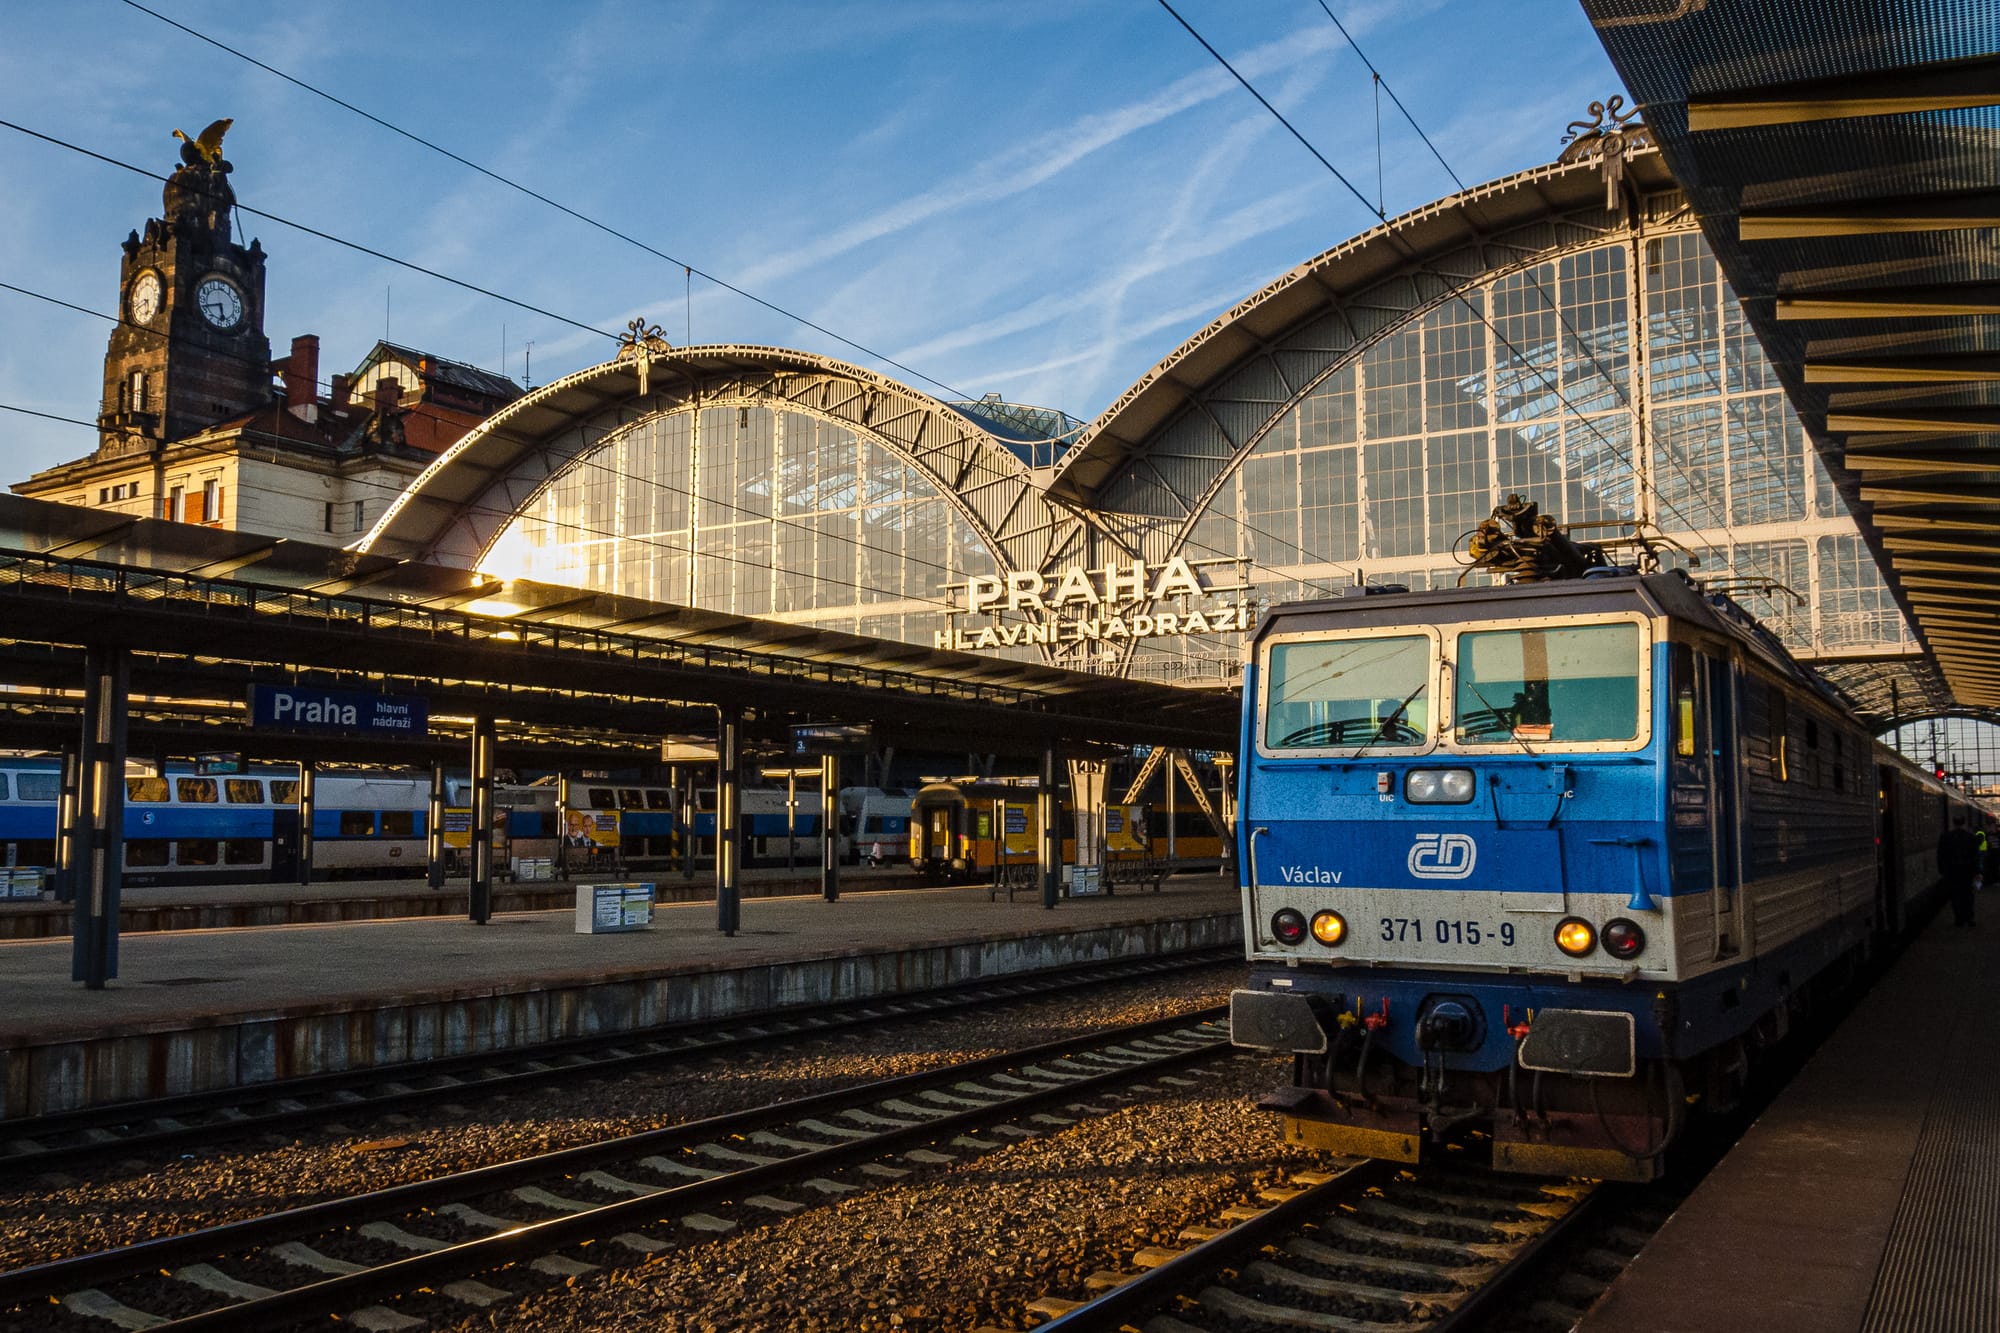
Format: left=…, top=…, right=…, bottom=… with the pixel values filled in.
left=1554, top=917, right=1597, bottom=957
left=1310, top=910, right=1347, bottom=947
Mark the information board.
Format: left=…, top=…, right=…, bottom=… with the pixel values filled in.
left=574, top=883, right=656, bottom=934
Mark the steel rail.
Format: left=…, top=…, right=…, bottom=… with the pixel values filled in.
left=0, top=948, right=1236, bottom=1174
left=1425, top=1181, right=1614, bottom=1332
left=1032, top=1159, right=1396, bottom=1332
left=0, top=1007, right=1231, bottom=1319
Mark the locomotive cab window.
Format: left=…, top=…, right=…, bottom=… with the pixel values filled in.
left=1261, top=631, right=1435, bottom=754
left=1453, top=620, right=1643, bottom=746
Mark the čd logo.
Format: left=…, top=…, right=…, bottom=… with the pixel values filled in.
left=1408, top=832, right=1477, bottom=880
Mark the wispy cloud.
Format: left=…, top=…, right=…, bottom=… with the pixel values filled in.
left=734, top=18, right=1347, bottom=289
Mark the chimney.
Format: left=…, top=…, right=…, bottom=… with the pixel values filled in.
left=282, top=334, right=320, bottom=423
left=330, top=374, right=351, bottom=412
left=373, top=378, right=403, bottom=415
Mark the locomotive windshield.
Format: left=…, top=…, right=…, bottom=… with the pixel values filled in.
left=1263, top=634, right=1432, bottom=751
left=1453, top=622, right=1641, bottom=744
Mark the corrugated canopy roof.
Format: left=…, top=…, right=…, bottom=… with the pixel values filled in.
left=1587, top=0, right=2000, bottom=712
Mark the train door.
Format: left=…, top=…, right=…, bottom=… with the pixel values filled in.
left=271, top=808, right=300, bottom=882
left=1706, top=653, right=1740, bottom=958
left=1876, top=767, right=1901, bottom=935
left=1670, top=645, right=1737, bottom=961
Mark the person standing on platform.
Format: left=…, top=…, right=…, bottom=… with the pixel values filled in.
left=1937, top=815, right=1981, bottom=927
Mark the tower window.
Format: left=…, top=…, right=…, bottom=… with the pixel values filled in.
left=129, top=371, right=147, bottom=414
left=324, top=501, right=335, bottom=533
left=353, top=500, right=365, bottom=531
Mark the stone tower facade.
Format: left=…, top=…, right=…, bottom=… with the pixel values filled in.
left=97, top=126, right=272, bottom=455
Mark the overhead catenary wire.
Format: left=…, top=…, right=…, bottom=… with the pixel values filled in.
left=1157, top=4, right=1763, bottom=583
left=1309, top=2, right=1809, bottom=582
left=3, top=272, right=1355, bottom=606
left=0, top=117, right=620, bottom=345
left=114, top=0, right=984, bottom=407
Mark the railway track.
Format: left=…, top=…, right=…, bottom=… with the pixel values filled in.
left=1, top=1010, right=1236, bottom=1333
left=1, top=947, right=1235, bottom=1177
left=1015, top=1158, right=1610, bottom=1333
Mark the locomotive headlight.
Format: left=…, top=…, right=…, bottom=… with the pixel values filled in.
left=1602, top=918, right=1646, bottom=959
left=1404, top=768, right=1475, bottom=804
left=1271, top=908, right=1308, bottom=946
left=1310, top=910, right=1347, bottom=947
left=1554, top=916, right=1597, bottom=957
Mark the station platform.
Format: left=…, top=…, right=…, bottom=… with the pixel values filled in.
left=0, top=876, right=1241, bottom=1121
left=0, top=864, right=923, bottom=939
left=1578, top=913, right=1999, bottom=1333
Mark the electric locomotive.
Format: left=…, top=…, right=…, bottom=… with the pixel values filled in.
left=1229, top=503, right=1963, bottom=1181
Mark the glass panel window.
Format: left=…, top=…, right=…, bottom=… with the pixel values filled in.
left=380, top=811, right=416, bottom=837
left=587, top=788, right=617, bottom=809
left=1455, top=623, right=1641, bottom=743
left=17, top=773, right=57, bottom=801
left=338, top=811, right=376, bottom=836
left=225, top=779, right=266, bottom=804
left=1263, top=634, right=1432, bottom=750
left=126, top=776, right=170, bottom=803
left=176, top=778, right=219, bottom=804
left=270, top=779, right=300, bottom=805
left=126, top=840, right=170, bottom=866
left=646, top=790, right=674, bottom=809
left=175, top=840, right=220, bottom=866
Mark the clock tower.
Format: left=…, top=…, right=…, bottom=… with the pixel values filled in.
left=98, top=120, right=272, bottom=455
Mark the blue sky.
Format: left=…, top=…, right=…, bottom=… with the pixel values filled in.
left=0, top=0, right=1625, bottom=480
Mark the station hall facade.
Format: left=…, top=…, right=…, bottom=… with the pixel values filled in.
left=359, top=134, right=1923, bottom=705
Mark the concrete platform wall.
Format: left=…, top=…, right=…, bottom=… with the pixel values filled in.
left=4, top=910, right=1240, bottom=1119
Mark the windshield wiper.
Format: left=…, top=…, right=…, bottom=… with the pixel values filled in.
left=1351, top=678, right=1428, bottom=758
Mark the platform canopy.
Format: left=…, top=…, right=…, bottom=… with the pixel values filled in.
left=1588, top=0, right=2000, bottom=712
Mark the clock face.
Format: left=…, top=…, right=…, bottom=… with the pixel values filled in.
left=196, top=276, right=245, bottom=330
left=129, top=271, right=161, bottom=324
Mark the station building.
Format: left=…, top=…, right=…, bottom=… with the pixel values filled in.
left=10, top=132, right=520, bottom=544
left=362, top=120, right=1938, bottom=720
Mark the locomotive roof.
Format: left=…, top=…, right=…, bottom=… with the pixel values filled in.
left=1253, top=572, right=1838, bottom=706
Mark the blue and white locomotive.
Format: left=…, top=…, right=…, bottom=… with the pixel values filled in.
left=1230, top=507, right=1970, bottom=1181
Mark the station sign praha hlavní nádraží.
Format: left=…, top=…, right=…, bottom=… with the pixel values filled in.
left=248, top=684, right=430, bottom=737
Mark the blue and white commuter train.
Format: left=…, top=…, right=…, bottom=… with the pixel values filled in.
left=0, top=760, right=555, bottom=886
left=1230, top=556, right=1976, bottom=1181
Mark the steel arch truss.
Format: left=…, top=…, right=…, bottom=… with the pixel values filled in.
left=358, top=348, right=1092, bottom=621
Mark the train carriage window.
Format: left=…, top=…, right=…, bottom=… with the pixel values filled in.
left=175, top=840, right=219, bottom=866
left=1769, top=688, right=1789, bottom=781
left=225, top=779, right=265, bottom=804
left=16, top=773, right=56, bottom=802
left=1670, top=644, right=1696, bottom=758
left=126, top=775, right=170, bottom=803
left=224, top=839, right=265, bottom=865
left=1833, top=733, right=1846, bottom=793
left=125, top=839, right=170, bottom=866
left=1263, top=633, right=1432, bottom=751
left=176, top=778, right=219, bottom=804
left=588, top=788, right=617, bottom=809
left=270, top=779, right=301, bottom=805
left=646, top=790, right=674, bottom=809
left=15, top=839, right=55, bottom=866
left=338, top=811, right=376, bottom=836
left=381, top=811, right=416, bottom=837
left=618, top=788, right=645, bottom=810
left=0, top=774, right=7, bottom=799
left=1455, top=622, right=1641, bottom=743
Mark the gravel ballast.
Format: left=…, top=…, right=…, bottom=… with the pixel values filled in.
left=2, top=965, right=1253, bottom=1273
